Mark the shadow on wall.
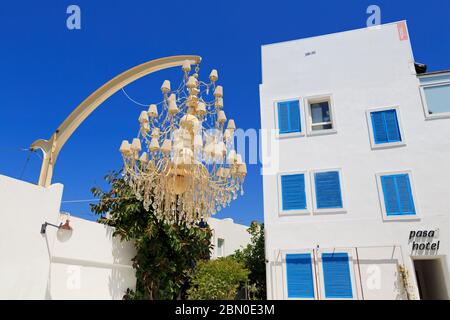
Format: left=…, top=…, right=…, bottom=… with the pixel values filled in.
left=108, top=225, right=136, bottom=300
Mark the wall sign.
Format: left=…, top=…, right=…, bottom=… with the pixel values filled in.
left=409, top=229, right=440, bottom=254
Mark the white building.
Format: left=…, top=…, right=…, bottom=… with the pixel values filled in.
left=208, top=217, right=251, bottom=259
left=260, top=21, right=450, bottom=300
left=0, top=174, right=250, bottom=299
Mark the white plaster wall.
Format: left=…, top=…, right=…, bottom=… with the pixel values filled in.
left=0, top=175, right=136, bottom=300
left=49, top=216, right=136, bottom=300
left=0, top=175, right=63, bottom=299
left=260, top=21, right=450, bottom=299
left=208, top=218, right=251, bottom=259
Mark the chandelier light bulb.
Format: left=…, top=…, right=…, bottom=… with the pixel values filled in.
left=215, top=97, right=223, bottom=109
left=149, top=138, right=160, bottom=152
left=148, top=104, right=158, bottom=117
left=161, top=139, right=172, bottom=154
left=139, top=152, right=148, bottom=163
left=168, top=100, right=179, bottom=115
left=187, top=76, right=198, bottom=89
left=227, top=119, right=236, bottom=130
left=119, top=140, right=131, bottom=155
left=209, top=69, right=218, bottom=82
left=217, top=110, right=227, bottom=123
left=139, top=111, right=149, bottom=123
left=214, top=85, right=223, bottom=98
left=182, top=60, right=191, bottom=73
left=161, top=80, right=171, bottom=94
left=131, top=138, right=142, bottom=153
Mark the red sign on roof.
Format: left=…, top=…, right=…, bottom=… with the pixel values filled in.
left=397, top=22, right=408, bottom=41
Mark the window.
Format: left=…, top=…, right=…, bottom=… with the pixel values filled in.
left=280, top=173, right=307, bottom=212
left=421, top=83, right=450, bottom=118
left=286, top=254, right=315, bottom=299
left=277, top=100, right=301, bottom=134
left=217, top=238, right=225, bottom=257
left=322, top=253, right=353, bottom=299
left=369, top=109, right=402, bottom=145
left=312, top=170, right=344, bottom=212
left=378, top=173, right=416, bottom=217
left=306, top=96, right=335, bottom=134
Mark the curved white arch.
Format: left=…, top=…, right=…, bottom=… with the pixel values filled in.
left=31, top=55, right=202, bottom=187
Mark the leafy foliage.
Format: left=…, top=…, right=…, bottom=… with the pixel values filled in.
left=233, top=222, right=266, bottom=299
left=91, top=172, right=212, bottom=300
left=187, top=257, right=249, bottom=300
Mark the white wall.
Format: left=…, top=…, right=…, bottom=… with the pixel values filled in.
left=49, top=216, right=136, bottom=300
left=260, top=21, right=450, bottom=299
left=208, top=218, right=251, bottom=259
left=0, top=175, right=63, bottom=299
left=0, top=175, right=136, bottom=300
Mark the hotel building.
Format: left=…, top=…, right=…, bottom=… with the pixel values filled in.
left=259, top=21, right=450, bottom=300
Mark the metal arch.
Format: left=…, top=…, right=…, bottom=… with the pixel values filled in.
left=31, top=55, right=202, bottom=187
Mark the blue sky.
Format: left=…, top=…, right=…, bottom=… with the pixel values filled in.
left=1, top=0, right=449, bottom=225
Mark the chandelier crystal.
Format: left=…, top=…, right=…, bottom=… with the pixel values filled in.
left=119, top=60, right=246, bottom=224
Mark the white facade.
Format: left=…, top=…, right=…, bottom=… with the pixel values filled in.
left=260, top=21, right=450, bottom=300
left=208, top=217, right=251, bottom=259
left=0, top=174, right=136, bottom=300
left=0, top=174, right=250, bottom=299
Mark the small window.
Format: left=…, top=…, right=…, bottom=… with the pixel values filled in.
left=286, top=254, right=315, bottom=299
left=313, top=170, right=343, bottom=211
left=370, top=109, right=402, bottom=145
left=322, top=253, right=353, bottom=299
left=277, top=100, right=301, bottom=134
left=422, top=83, right=450, bottom=116
left=379, top=173, right=416, bottom=217
left=217, top=238, right=225, bottom=257
left=306, top=96, right=335, bottom=134
left=280, top=173, right=307, bottom=212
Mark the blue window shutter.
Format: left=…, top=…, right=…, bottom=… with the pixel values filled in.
left=314, top=171, right=343, bottom=209
left=371, top=111, right=388, bottom=144
left=384, top=110, right=401, bottom=142
left=286, top=254, right=315, bottom=298
left=278, top=102, right=290, bottom=134
left=396, top=174, right=415, bottom=215
left=322, top=253, right=353, bottom=299
left=288, top=100, right=301, bottom=133
left=278, top=100, right=301, bottom=134
left=281, top=174, right=306, bottom=210
left=381, top=174, right=416, bottom=216
left=371, top=110, right=401, bottom=144
left=381, top=175, right=400, bottom=215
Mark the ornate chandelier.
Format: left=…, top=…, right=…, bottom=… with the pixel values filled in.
left=119, top=60, right=246, bottom=224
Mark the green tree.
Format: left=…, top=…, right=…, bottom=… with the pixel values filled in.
left=90, top=172, right=212, bottom=300
left=187, top=257, right=249, bottom=300
left=233, top=222, right=266, bottom=299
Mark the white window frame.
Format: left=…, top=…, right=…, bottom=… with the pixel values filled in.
left=315, top=248, right=358, bottom=300
left=304, top=94, right=337, bottom=136
left=365, top=106, right=406, bottom=150
left=310, top=168, right=346, bottom=215
left=419, top=80, right=450, bottom=120
left=277, top=171, right=311, bottom=216
left=375, top=170, right=420, bottom=222
left=273, top=97, right=306, bottom=139
left=281, top=249, right=318, bottom=300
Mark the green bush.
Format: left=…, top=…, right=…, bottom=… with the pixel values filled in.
left=187, top=257, right=249, bottom=300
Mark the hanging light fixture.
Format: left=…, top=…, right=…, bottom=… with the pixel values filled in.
left=120, top=60, right=246, bottom=224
